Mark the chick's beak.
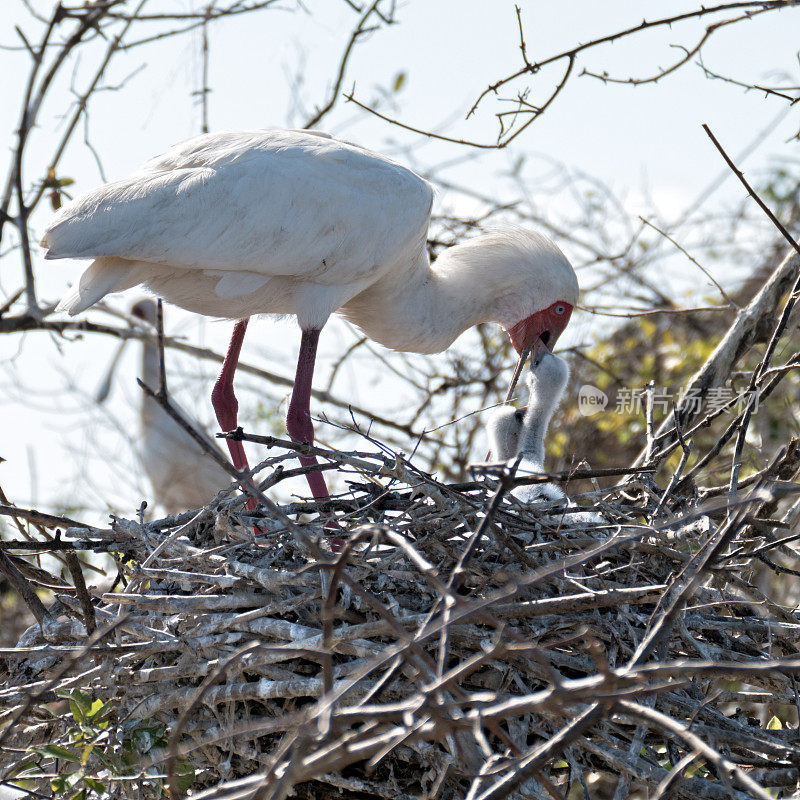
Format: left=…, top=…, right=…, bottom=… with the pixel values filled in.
left=530, top=333, right=552, bottom=367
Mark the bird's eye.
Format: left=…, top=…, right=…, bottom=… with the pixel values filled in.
left=554, top=304, right=566, bottom=315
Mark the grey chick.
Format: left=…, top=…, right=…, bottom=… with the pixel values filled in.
left=487, top=352, right=602, bottom=522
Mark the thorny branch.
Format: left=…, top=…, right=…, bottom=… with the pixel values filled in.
left=347, top=2, right=800, bottom=148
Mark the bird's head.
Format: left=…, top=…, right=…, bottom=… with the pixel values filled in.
left=492, top=231, right=577, bottom=363
left=441, top=229, right=577, bottom=363
left=508, top=299, right=574, bottom=363
left=131, top=298, right=157, bottom=324
left=527, top=351, right=571, bottom=407
left=450, top=229, right=577, bottom=389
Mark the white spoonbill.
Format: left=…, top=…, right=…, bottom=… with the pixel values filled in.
left=43, top=129, right=578, bottom=505
left=131, top=299, right=233, bottom=513
left=96, top=299, right=232, bottom=513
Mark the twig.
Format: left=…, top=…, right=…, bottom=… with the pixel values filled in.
left=65, top=551, right=96, bottom=634
left=638, top=216, right=737, bottom=308
left=304, top=0, right=388, bottom=128
left=0, top=550, right=52, bottom=626
left=702, top=124, right=800, bottom=257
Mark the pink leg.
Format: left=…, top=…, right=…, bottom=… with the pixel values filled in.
left=286, top=328, right=331, bottom=503
left=211, top=318, right=256, bottom=510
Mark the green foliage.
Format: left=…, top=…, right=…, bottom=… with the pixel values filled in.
left=252, top=400, right=291, bottom=436
left=18, top=689, right=195, bottom=798
left=557, top=303, right=800, bottom=487
left=761, top=159, right=800, bottom=214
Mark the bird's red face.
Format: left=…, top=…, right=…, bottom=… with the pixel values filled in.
left=508, top=300, right=573, bottom=361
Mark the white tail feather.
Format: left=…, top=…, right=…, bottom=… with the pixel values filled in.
left=56, top=258, right=139, bottom=315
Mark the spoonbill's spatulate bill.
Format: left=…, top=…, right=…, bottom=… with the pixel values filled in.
left=44, top=129, right=579, bottom=508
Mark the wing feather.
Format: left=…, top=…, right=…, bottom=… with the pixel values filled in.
left=43, top=130, right=433, bottom=287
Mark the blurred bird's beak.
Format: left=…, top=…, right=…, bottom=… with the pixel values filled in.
left=95, top=339, right=128, bottom=403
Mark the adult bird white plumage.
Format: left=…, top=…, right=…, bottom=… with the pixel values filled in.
left=43, top=129, right=579, bottom=507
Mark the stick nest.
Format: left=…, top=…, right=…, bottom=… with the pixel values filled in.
left=3, top=445, right=800, bottom=800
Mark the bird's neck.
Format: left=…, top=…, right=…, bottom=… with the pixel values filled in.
left=519, top=389, right=561, bottom=467
left=141, top=340, right=160, bottom=393
left=339, top=247, right=509, bottom=354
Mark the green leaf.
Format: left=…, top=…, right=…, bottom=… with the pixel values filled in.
left=59, top=689, right=93, bottom=722
left=92, top=748, right=116, bottom=770
left=175, top=761, right=196, bottom=792
left=392, top=71, right=406, bottom=92
left=86, top=700, right=113, bottom=728
left=87, top=699, right=112, bottom=721
left=82, top=777, right=106, bottom=793
left=80, top=744, right=95, bottom=766
left=5, top=761, right=39, bottom=778
left=58, top=177, right=75, bottom=187
left=767, top=715, right=783, bottom=730
left=33, top=744, right=81, bottom=763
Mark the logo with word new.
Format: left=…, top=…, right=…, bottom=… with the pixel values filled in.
left=578, top=385, right=608, bottom=416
